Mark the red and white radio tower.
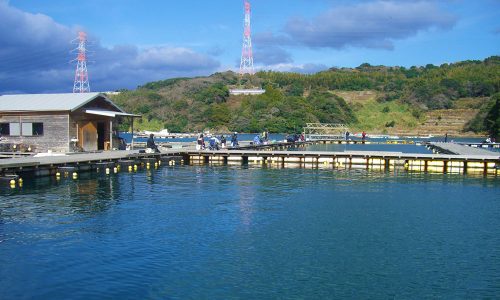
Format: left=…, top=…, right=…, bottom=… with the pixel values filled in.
left=239, top=0, right=254, bottom=75
left=72, top=31, right=90, bottom=93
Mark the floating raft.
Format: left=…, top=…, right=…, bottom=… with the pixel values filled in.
left=187, top=149, right=500, bottom=175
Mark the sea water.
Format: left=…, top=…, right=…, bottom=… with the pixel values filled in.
left=1, top=164, right=499, bottom=299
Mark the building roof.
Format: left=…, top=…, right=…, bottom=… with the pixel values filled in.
left=0, top=92, right=125, bottom=113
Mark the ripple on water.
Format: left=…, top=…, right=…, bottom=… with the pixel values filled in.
left=0, top=165, right=499, bottom=299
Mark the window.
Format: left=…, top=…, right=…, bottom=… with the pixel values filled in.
left=22, top=123, right=33, bottom=136
left=9, top=123, right=20, bottom=136
left=0, top=123, right=9, bottom=136
left=21, top=122, right=44, bottom=136
left=33, top=123, right=44, bottom=136
left=0, top=122, right=43, bottom=136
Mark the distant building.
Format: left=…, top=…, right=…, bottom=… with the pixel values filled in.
left=0, top=93, right=139, bottom=152
left=229, top=89, right=266, bottom=96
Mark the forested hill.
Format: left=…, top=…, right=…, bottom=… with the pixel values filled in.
left=111, top=56, right=500, bottom=137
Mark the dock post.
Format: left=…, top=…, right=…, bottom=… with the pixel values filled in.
left=109, top=120, right=113, bottom=150
left=130, top=117, right=134, bottom=150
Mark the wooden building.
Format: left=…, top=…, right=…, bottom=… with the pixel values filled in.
left=0, top=93, right=138, bottom=153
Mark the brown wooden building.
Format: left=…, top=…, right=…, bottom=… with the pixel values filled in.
left=0, top=93, right=138, bottom=152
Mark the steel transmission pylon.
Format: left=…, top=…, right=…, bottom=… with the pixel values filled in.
left=239, top=0, right=254, bottom=75
left=72, top=31, right=90, bottom=93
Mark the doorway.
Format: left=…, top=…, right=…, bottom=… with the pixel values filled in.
left=79, top=122, right=97, bottom=151
left=97, top=122, right=105, bottom=150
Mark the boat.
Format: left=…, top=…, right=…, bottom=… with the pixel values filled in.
left=144, top=129, right=170, bottom=138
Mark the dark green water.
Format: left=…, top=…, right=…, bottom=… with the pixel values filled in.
left=1, top=166, right=499, bottom=299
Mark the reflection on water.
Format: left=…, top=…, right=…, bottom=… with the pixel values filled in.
left=0, top=166, right=499, bottom=299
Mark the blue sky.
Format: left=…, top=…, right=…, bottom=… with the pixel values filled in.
left=0, top=0, right=498, bottom=93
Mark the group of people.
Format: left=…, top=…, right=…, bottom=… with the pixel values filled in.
left=196, top=132, right=239, bottom=151
left=285, top=133, right=305, bottom=143
left=345, top=131, right=367, bottom=141
left=253, top=130, right=270, bottom=145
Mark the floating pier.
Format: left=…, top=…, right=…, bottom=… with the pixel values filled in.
left=0, top=141, right=499, bottom=188
left=187, top=149, right=500, bottom=175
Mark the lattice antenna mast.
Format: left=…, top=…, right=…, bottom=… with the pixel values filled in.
left=239, top=0, right=254, bottom=75
left=72, top=31, right=90, bottom=93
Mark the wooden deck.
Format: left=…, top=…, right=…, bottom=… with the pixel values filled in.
left=428, top=142, right=499, bottom=156
left=0, top=142, right=499, bottom=186
left=186, top=148, right=500, bottom=162
left=187, top=148, right=499, bottom=175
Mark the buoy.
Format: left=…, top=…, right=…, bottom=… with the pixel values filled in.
left=72, top=172, right=78, bottom=179
left=18, top=178, right=23, bottom=187
left=113, top=167, right=118, bottom=174
left=172, top=161, right=176, bottom=166
left=9, top=179, right=16, bottom=186
left=154, top=162, right=158, bottom=168
left=56, top=172, right=61, bottom=177
left=146, top=162, right=150, bottom=169
left=105, top=168, right=110, bottom=175
left=133, top=165, right=138, bottom=171
left=128, top=165, right=133, bottom=172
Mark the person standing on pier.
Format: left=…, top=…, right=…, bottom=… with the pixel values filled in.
left=220, top=135, right=226, bottom=149
left=231, top=132, right=239, bottom=147
left=261, top=129, right=269, bottom=144
left=445, top=133, right=448, bottom=143
left=196, top=134, right=205, bottom=150
left=362, top=131, right=367, bottom=141
left=345, top=131, right=350, bottom=141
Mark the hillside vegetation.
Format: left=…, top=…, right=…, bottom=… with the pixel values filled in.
left=111, top=56, right=500, bottom=138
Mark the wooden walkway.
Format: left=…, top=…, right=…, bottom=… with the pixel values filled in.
left=428, top=142, right=499, bottom=156
left=0, top=143, right=499, bottom=186
left=187, top=148, right=499, bottom=175
left=0, top=150, right=184, bottom=177
left=186, top=148, right=499, bottom=161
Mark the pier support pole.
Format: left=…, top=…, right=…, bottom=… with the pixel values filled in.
left=130, top=117, right=135, bottom=150
left=109, top=120, right=113, bottom=150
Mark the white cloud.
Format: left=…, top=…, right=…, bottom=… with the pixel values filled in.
left=257, top=0, right=457, bottom=50
left=0, top=1, right=220, bottom=93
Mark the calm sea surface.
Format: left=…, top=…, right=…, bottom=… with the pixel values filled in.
left=1, top=165, right=499, bottom=299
